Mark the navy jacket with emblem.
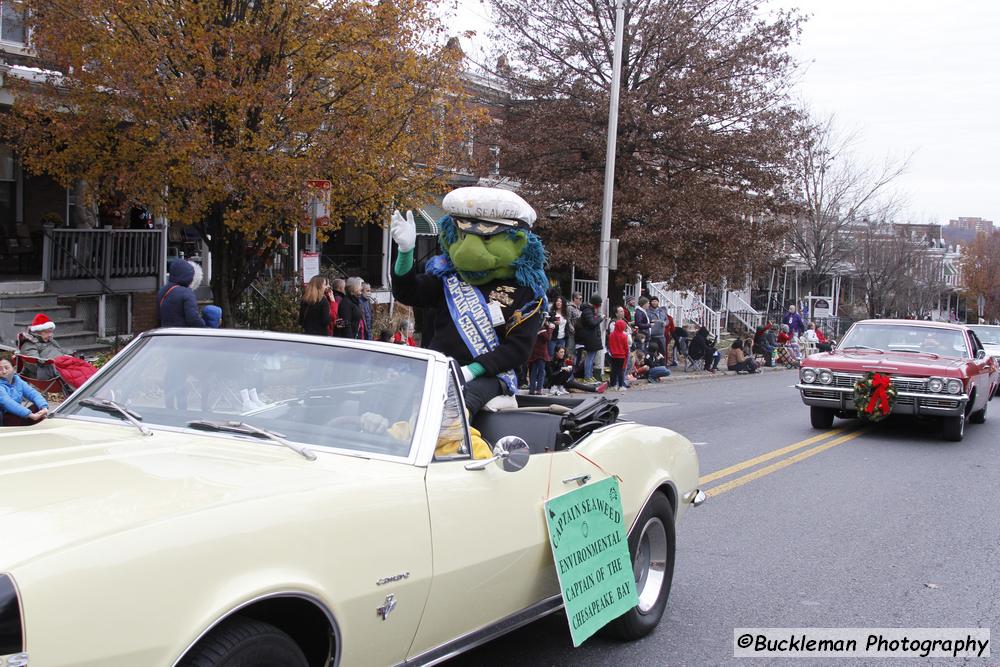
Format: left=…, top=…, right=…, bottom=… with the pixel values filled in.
left=391, top=266, right=543, bottom=377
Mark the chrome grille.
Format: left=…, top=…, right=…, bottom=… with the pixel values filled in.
left=891, top=378, right=928, bottom=393
left=921, top=397, right=962, bottom=409
left=833, top=374, right=862, bottom=388
left=831, top=373, right=930, bottom=394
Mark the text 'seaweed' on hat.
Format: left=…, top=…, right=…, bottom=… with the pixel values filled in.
left=442, top=186, right=537, bottom=236
left=28, top=313, right=55, bottom=332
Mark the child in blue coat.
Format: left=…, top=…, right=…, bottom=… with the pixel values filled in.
left=0, top=355, right=49, bottom=424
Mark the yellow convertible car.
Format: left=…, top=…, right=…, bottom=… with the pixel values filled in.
left=0, top=329, right=702, bottom=667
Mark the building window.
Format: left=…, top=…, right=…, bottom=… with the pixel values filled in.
left=0, top=1, right=26, bottom=45
left=489, top=145, right=500, bottom=176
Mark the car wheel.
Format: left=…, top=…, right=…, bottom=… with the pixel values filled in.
left=810, top=406, right=835, bottom=429
left=970, top=398, right=987, bottom=424
left=178, top=618, right=309, bottom=667
left=604, top=492, right=675, bottom=641
left=942, top=414, right=965, bottom=442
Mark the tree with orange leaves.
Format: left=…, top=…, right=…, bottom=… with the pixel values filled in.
left=3, top=0, right=475, bottom=318
left=961, top=231, right=1000, bottom=321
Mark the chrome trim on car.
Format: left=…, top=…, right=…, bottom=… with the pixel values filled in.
left=796, top=384, right=970, bottom=416
left=169, top=591, right=341, bottom=667
left=397, top=594, right=564, bottom=666
left=685, top=489, right=707, bottom=507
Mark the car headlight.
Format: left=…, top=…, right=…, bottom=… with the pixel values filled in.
left=800, top=368, right=817, bottom=384
left=927, top=378, right=944, bottom=393
left=946, top=379, right=963, bottom=395
left=818, top=370, right=834, bottom=385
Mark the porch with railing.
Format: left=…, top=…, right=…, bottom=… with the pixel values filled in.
left=725, top=293, right=763, bottom=333
left=42, top=227, right=164, bottom=294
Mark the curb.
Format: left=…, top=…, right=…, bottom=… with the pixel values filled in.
left=598, top=363, right=796, bottom=393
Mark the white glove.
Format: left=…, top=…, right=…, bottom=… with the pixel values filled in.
left=390, top=209, right=416, bottom=253
left=360, top=412, right=389, bottom=434
left=461, top=365, right=475, bottom=383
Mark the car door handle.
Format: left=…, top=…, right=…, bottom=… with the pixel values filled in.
left=562, top=473, right=591, bottom=486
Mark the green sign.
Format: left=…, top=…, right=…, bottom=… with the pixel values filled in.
left=544, top=475, right=638, bottom=647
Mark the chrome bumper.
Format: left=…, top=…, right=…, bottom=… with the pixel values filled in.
left=796, top=385, right=968, bottom=417
left=685, top=489, right=707, bottom=507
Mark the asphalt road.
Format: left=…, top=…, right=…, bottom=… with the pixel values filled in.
left=448, top=369, right=1000, bottom=666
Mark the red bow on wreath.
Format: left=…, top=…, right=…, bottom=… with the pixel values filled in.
left=866, top=373, right=893, bottom=415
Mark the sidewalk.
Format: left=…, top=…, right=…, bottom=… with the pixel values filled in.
left=583, top=362, right=796, bottom=394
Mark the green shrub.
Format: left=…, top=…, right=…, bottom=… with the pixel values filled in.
left=234, top=277, right=303, bottom=333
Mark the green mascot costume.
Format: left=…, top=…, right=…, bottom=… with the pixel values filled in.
left=390, top=187, right=548, bottom=453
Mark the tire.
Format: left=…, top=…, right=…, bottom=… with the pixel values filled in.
left=942, top=414, right=965, bottom=442
left=604, top=492, right=675, bottom=641
left=970, top=398, right=987, bottom=424
left=178, top=618, right=309, bottom=667
left=810, top=406, right=835, bottom=429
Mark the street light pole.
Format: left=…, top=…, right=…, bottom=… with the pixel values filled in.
left=597, top=0, right=625, bottom=312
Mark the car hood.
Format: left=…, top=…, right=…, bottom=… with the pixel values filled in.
left=0, top=418, right=373, bottom=570
left=805, top=349, right=967, bottom=376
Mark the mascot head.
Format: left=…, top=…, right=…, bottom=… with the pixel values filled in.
left=428, top=187, right=548, bottom=300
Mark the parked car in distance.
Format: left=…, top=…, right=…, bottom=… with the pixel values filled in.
left=796, top=319, right=999, bottom=441
left=0, top=329, right=704, bottom=667
left=970, top=325, right=1000, bottom=395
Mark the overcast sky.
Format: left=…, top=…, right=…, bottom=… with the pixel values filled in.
left=448, top=0, right=1000, bottom=226
left=778, top=0, right=1000, bottom=226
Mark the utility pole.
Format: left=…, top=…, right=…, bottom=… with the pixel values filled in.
left=597, top=0, right=625, bottom=313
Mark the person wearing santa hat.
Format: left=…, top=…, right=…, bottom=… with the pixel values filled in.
left=19, top=313, right=69, bottom=380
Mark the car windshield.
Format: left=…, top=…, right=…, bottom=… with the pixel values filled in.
left=59, top=334, right=429, bottom=458
left=838, top=323, right=969, bottom=358
left=970, top=326, right=1000, bottom=345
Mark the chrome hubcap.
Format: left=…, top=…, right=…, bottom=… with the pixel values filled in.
left=632, top=517, right=667, bottom=614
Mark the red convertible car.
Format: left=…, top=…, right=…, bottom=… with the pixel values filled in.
left=797, top=320, right=999, bottom=441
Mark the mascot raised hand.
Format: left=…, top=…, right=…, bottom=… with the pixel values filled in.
left=390, top=187, right=548, bottom=453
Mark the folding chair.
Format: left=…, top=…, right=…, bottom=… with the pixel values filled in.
left=774, top=346, right=801, bottom=369
left=13, top=333, right=69, bottom=396
left=13, top=353, right=67, bottom=396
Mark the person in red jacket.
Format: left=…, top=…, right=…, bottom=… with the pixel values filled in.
left=608, top=319, right=631, bottom=391
left=527, top=321, right=554, bottom=395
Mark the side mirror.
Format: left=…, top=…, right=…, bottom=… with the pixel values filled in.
left=465, top=436, right=531, bottom=472
left=976, top=349, right=987, bottom=360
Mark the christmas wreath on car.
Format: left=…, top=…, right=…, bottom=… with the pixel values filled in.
left=854, top=372, right=897, bottom=422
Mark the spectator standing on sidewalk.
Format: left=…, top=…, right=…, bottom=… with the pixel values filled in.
left=633, top=297, right=651, bottom=352
left=548, top=296, right=570, bottom=358
left=608, top=319, right=630, bottom=391
left=333, top=277, right=364, bottom=339
left=158, top=259, right=206, bottom=328
left=671, top=323, right=689, bottom=366
left=361, top=282, right=375, bottom=340
left=567, top=291, right=583, bottom=370
left=299, top=275, right=332, bottom=336
left=783, top=304, right=805, bottom=337
left=527, top=321, right=554, bottom=395
left=577, top=293, right=605, bottom=381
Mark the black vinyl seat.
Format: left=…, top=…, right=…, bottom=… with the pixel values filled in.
left=471, top=394, right=619, bottom=454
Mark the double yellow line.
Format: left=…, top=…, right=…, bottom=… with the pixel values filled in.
left=700, top=427, right=867, bottom=498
